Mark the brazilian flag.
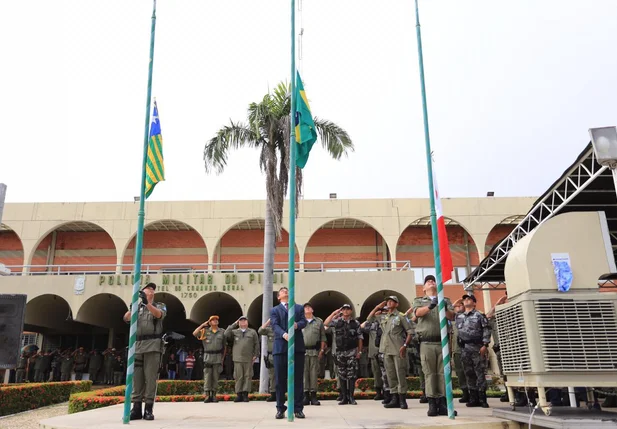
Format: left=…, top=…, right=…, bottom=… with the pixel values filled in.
left=294, top=72, right=317, bottom=169
left=145, top=100, right=165, bottom=199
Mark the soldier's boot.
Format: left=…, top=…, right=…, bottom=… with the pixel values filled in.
left=384, top=393, right=400, bottom=409
left=500, top=392, right=509, bottom=402
left=374, top=387, right=384, bottom=401
left=242, top=392, right=249, bottom=402
left=466, top=390, right=480, bottom=407
left=479, top=390, right=489, bottom=408
left=143, top=403, right=154, bottom=421
left=400, top=394, right=408, bottom=410
left=382, top=389, right=391, bottom=405
left=438, top=397, right=458, bottom=416
left=348, top=379, right=357, bottom=405
left=419, top=390, right=428, bottom=404
left=459, top=388, right=470, bottom=403
left=204, top=393, right=212, bottom=403
left=267, top=392, right=276, bottom=402
left=129, top=402, right=142, bottom=420
left=310, top=391, right=321, bottom=406
left=211, top=391, right=219, bottom=403
left=337, top=389, right=344, bottom=402
left=514, top=390, right=528, bottom=407
left=234, top=392, right=243, bottom=403
left=303, top=391, right=311, bottom=406
left=338, top=382, right=349, bottom=405
left=427, top=398, right=439, bottom=417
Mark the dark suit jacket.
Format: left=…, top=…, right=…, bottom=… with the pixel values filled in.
left=270, top=303, right=307, bottom=355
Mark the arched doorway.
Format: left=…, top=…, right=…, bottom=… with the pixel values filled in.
left=0, top=224, right=24, bottom=268
left=75, top=294, right=129, bottom=350
left=154, top=292, right=192, bottom=334
left=189, top=292, right=243, bottom=329
left=307, top=290, right=356, bottom=320
left=247, top=293, right=280, bottom=329
left=360, top=290, right=412, bottom=321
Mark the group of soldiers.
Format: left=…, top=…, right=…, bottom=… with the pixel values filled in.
left=15, top=347, right=126, bottom=385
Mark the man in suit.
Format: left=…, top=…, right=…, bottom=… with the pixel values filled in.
left=270, top=287, right=308, bottom=419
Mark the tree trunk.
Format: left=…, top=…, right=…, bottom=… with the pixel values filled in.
left=259, top=199, right=276, bottom=393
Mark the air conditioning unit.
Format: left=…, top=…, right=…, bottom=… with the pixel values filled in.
left=496, top=211, right=617, bottom=416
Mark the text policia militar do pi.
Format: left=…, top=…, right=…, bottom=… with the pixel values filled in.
left=97, top=272, right=286, bottom=297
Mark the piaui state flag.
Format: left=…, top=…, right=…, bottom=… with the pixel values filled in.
left=432, top=158, right=453, bottom=283
left=145, top=100, right=165, bottom=199
left=295, top=71, right=318, bottom=169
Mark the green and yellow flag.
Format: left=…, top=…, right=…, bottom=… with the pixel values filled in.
left=145, top=100, right=165, bottom=199
left=295, top=72, right=317, bottom=169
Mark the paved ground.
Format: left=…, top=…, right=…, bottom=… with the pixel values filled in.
left=0, top=403, right=69, bottom=429
left=38, top=399, right=513, bottom=429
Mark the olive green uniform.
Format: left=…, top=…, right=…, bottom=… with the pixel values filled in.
left=16, top=355, right=28, bottom=383
left=302, top=317, right=326, bottom=392
left=225, top=322, right=259, bottom=394
left=197, top=327, right=226, bottom=393
left=451, top=320, right=467, bottom=390
left=60, top=356, right=74, bottom=381
left=365, top=322, right=383, bottom=389
left=73, top=351, right=88, bottom=380
left=413, top=296, right=453, bottom=398
left=33, top=354, right=45, bottom=382
left=370, top=309, right=413, bottom=394
left=131, top=302, right=167, bottom=405
left=257, top=325, right=275, bottom=393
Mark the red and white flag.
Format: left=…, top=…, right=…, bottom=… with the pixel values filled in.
left=432, top=159, right=453, bottom=283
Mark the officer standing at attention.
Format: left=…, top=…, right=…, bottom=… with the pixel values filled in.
left=257, top=319, right=277, bottom=402
left=225, top=315, right=259, bottom=403
left=16, top=352, right=28, bottom=383
left=324, top=304, right=363, bottom=405
left=452, top=300, right=469, bottom=403
left=454, top=294, right=491, bottom=408
left=193, top=315, right=226, bottom=403
left=368, top=296, right=413, bottom=410
left=123, top=282, right=167, bottom=421
left=360, top=308, right=385, bottom=402
left=413, top=275, right=455, bottom=417
left=302, top=302, right=327, bottom=406
left=72, top=347, right=88, bottom=381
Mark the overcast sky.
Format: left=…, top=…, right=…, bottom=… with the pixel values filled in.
left=1, top=0, right=616, bottom=204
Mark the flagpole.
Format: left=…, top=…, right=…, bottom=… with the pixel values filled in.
left=414, top=0, right=455, bottom=419
left=123, top=0, right=157, bottom=424
left=287, top=0, right=297, bottom=422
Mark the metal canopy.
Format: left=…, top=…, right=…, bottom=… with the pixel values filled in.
left=464, top=142, right=617, bottom=290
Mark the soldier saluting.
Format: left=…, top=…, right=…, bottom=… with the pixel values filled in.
left=123, top=282, right=167, bottom=421
left=193, top=315, right=226, bottom=403
left=453, top=294, right=491, bottom=408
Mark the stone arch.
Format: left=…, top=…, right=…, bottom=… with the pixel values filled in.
left=189, top=292, right=243, bottom=329
left=153, top=292, right=193, bottom=334
left=212, top=218, right=299, bottom=272
left=360, top=289, right=412, bottom=322
left=75, top=293, right=128, bottom=329
left=247, top=292, right=280, bottom=329
left=0, top=223, right=24, bottom=267
left=304, top=218, right=391, bottom=271
left=396, top=216, right=480, bottom=284
left=122, top=220, right=208, bottom=273
left=307, top=290, right=356, bottom=320
left=27, top=221, right=117, bottom=274
left=24, top=294, right=75, bottom=333
left=485, top=215, right=525, bottom=254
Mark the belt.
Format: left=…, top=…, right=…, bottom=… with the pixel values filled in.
left=458, top=338, right=484, bottom=346
left=204, top=348, right=224, bottom=354
left=137, top=334, right=161, bottom=341
left=419, top=335, right=441, bottom=343
left=305, top=344, right=320, bottom=350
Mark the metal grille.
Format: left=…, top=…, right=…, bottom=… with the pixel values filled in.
left=496, top=303, right=531, bottom=373
left=535, top=300, right=617, bottom=371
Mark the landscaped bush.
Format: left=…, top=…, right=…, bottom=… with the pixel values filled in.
left=0, top=381, right=91, bottom=416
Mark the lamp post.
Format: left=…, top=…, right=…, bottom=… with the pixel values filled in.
left=590, top=126, right=617, bottom=193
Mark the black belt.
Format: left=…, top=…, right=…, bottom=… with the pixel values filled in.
left=458, top=338, right=484, bottom=346
left=419, top=335, right=441, bottom=343
left=305, top=344, right=320, bottom=350
left=204, top=348, right=224, bottom=354
left=137, top=334, right=161, bottom=341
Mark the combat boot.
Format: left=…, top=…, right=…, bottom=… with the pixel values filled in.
left=459, top=388, right=470, bottom=403
left=399, top=394, right=408, bottom=410
left=419, top=390, right=428, bottom=404
left=211, top=391, right=219, bottom=403
left=500, top=392, right=509, bottom=402
left=374, top=387, right=384, bottom=401
left=204, top=392, right=213, bottom=403
left=384, top=393, right=400, bottom=408
left=129, top=402, right=142, bottom=420
left=338, top=382, right=349, bottom=405
left=466, top=389, right=480, bottom=407
left=143, top=403, right=154, bottom=421
left=303, top=391, right=310, bottom=406
left=234, top=392, right=243, bottom=402
left=337, top=388, right=344, bottom=402
left=382, top=389, right=391, bottom=404
left=310, top=391, right=321, bottom=406
left=267, top=392, right=276, bottom=402
left=427, top=397, right=438, bottom=417
left=479, top=390, right=489, bottom=408
left=242, top=391, right=249, bottom=402
left=514, top=390, right=528, bottom=407
left=348, top=379, right=357, bottom=405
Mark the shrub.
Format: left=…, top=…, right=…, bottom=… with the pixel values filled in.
left=0, top=381, right=91, bottom=417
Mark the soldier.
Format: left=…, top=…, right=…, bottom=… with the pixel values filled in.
left=16, top=352, right=28, bottom=383
left=60, top=351, right=74, bottom=381
left=413, top=275, right=455, bottom=417
left=123, top=282, right=167, bottom=421
left=452, top=301, right=469, bottom=403
left=361, top=307, right=386, bottom=402
left=89, top=350, right=103, bottom=385
left=302, top=302, right=326, bottom=406
left=324, top=304, right=363, bottom=405
left=224, top=315, right=259, bottom=403
left=33, top=351, right=45, bottom=382
left=113, top=354, right=125, bottom=385
left=103, top=348, right=116, bottom=385
left=454, top=294, right=491, bottom=408
left=359, top=346, right=369, bottom=378
left=368, top=296, right=413, bottom=410
left=258, top=318, right=277, bottom=402
left=193, top=315, right=226, bottom=403
left=72, top=347, right=88, bottom=380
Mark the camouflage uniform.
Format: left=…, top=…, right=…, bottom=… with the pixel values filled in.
left=327, top=317, right=362, bottom=382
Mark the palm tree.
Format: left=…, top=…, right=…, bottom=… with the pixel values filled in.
left=204, top=81, right=353, bottom=392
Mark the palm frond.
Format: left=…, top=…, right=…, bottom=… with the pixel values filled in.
left=314, top=118, right=354, bottom=160
left=203, top=121, right=258, bottom=174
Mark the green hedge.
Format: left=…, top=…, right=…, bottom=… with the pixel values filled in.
left=0, top=381, right=91, bottom=417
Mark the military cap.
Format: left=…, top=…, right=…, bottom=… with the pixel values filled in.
left=303, top=302, right=313, bottom=309
left=387, top=295, right=399, bottom=304
left=462, top=294, right=477, bottom=302
left=208, top=315, right=219, bottom=323
left=341, top=304, right=352, bottom=310
left=142, top=282, right=156, bottom=291
left=424, top=275, right=436, bottom=284
left=238, top=315, right=248, bottom=321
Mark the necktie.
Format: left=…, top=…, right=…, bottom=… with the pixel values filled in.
left=284, top=303, right=288, bottom=311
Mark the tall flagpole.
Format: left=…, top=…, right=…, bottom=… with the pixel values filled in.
left=414, top=0, right=455, bottom=419
left=287, top=0, right=297, bottom=422
left=123, top=0, right=157, bottom=424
